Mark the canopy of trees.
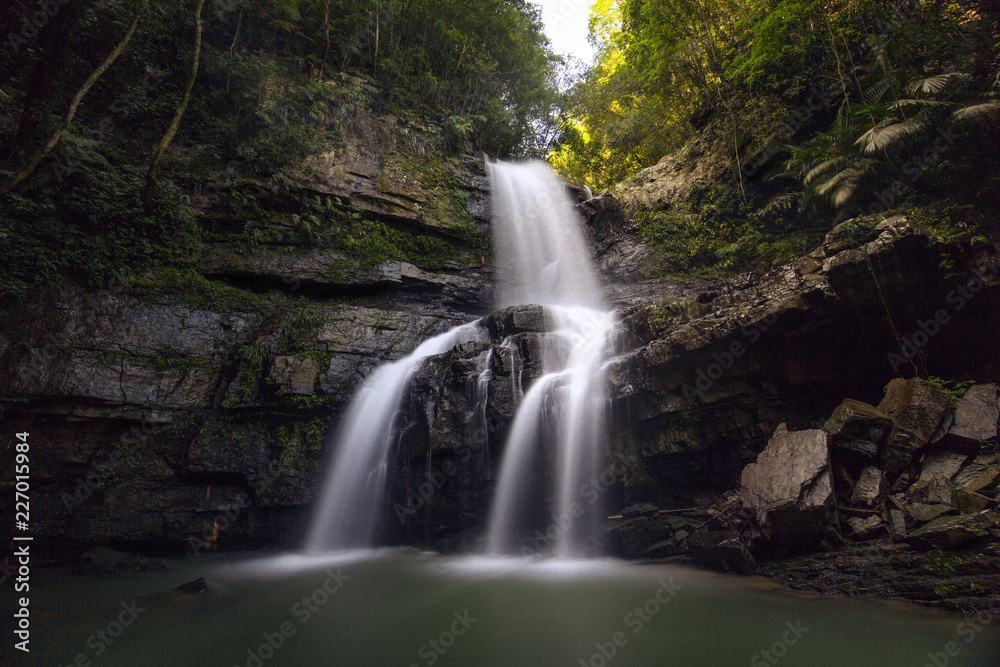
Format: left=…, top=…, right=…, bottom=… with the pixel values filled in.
left=550, top=0, right=1000, bottom=219
left=0, top=0, right=562, bottom=302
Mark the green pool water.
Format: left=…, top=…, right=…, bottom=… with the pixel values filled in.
left=10, top=549, right=999, bottom=666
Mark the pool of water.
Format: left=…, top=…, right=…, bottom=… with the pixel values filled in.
left=12, top=549, right=1000, bottom=666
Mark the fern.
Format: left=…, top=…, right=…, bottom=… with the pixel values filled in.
left=952, top=101, right=1000, bottom=121
left=856, top=117, right=929, bottom=153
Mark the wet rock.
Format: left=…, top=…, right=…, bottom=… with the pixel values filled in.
left=847, top=515, right=885, bottom=540
left=175, top=577, right=208, bottom=594
left=888, top=509, right=907, bottom=540
left=739, top=425, right=834, bottom=555
left=955, top=488, right=994, bottom=514
left=75, top=547, right=166, bottom=574
left=644, top=540, right=681, bottom=559
left=824, top=399, right=891, bottom=458
left=877, top=379, right=952, bottom=474
left=483, top=305, right=548, bottom=339
left=918, top=451, right=968, bottom=484
left=906, top=512, right=999, bottom=550
left=606, top=515, right=677, bottom=559
left=621, top=503, right=659, bottom=519
left=851, top=467, right=886, bottom=507
left=688, top=531, right=757, bottom=575
left=949, top=384, right=999, bottom=442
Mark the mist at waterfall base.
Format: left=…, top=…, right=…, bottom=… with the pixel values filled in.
left=306, top=159, right=615, bottom=555
left=23, top=163, right=999, bottom=667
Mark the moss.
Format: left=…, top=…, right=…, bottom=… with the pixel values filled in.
left=126, top=266, right=271, bottom=312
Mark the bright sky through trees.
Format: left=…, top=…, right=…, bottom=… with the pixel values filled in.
left=535, top=0, right=597, bottom=63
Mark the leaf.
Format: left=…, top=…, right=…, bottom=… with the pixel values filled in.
left=863, top=79, right=890, bottom=106
left=804, top=157, right=848, bottom=186
left=888, top=99, right=952, bottom=110
left=856, top=118, right=928, bottom=153
left=906, top=73, right=967, bottom=95
left=951, top=101, right=1000, bottom=121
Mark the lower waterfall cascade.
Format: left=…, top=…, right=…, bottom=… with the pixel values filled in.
left=304, top=159, right=616, bottom=555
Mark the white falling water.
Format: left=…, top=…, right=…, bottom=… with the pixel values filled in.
left=304, top=323, right=481, bottom=551
left=305, top=159, right=614, bottom=556
left=485, top=161, right=615, bottom=557
left=488, top=161, right=603, bottom=309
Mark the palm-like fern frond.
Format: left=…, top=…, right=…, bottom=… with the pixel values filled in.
left=888, top=98, right=952, bottom=110
left=952, top=101, right=1000, bottom=121
left=804, top=157, right=849, bottom=186
left=906, top=73, right=967, bottom=95
left=855, top=117, right=928, bottom=153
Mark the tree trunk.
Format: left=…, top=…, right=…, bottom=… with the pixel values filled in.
left=144, top=0, right=205, bottom=205
left=321, top=0, right=332, bottom=74
left=0, top=0, right=147, bottom=195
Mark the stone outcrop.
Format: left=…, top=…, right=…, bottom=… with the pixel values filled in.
left=738, top=425, right=834, bottom=555
left=2, top=146, right=999, bottom=565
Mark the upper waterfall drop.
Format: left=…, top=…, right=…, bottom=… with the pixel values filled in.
left=485, top=160, right=616, bottom=557
left=486, top=160, right=604, bottom=310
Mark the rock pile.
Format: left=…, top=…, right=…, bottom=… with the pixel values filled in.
left=687, top=380, right=999, bottom=573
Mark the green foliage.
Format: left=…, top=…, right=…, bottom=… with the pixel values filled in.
left=0, top=168, right=200, bottom=304
left=636, top=181, right=821, bottom=277
left=925, top=376, right=975, bottom=403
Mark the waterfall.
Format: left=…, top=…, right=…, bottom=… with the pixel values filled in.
left=305, top=159, right=613, bottom=557
left=484, top=161, right=615, bottom=556
left=304, top=323, right=481, bottom=551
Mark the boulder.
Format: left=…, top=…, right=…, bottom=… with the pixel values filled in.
left=175, top=577, right=208, bottom=594
left=953, top=454, right=1000, bottom=489
left=739, top=425, right=834, bottom=555
left=906, top=512, right=999, bottom=550
left=74, top=547, right=166, bottom=574
left=688, top=531, right=757, bottom=575
left=824, top=399, right=891, bottom=458
left=955, top=488, right=994, bottom=514
left=964, top=465, right=1000, bottom=494
left=847, top=515, right=885, bottom=540
left=917, top=450, right=968, bottom=483
left=949, top=384, right=999, bottom=442
left=621, top=503, right=659, bottom=519
left=851, top=467, right=886, bottom=507
left=644, top=540, right=682, bottom=559
left=903, top=502, right=954, bottom=523
left=877, top=379, right=952, bottom=474
left=606, top=515, right=676, bottom=559
left=888, top=509, right=907, bottom=540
